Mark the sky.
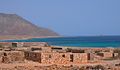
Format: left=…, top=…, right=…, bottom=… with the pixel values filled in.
left=0, top=0, right=120, bottom=36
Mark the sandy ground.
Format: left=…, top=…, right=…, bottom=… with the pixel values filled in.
left=0, top=60, right=119, bottom=68
left=0, top=60, right=120, bottom=70
left=0, top=35, right=60, bottom=40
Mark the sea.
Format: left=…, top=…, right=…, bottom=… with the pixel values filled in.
left=0, top=36, right=120, bottom=48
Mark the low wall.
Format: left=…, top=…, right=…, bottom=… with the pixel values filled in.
left=0, top=51, right=24, bottom=63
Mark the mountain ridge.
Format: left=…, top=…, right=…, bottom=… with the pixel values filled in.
left=0, top=13, right=59, bottom=37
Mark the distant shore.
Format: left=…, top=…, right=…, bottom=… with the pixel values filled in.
left=0, top=35, right=61, bottom=40
left=0, top=36, right=120, bottom=48
left=52, top=45, right=117, bottom=49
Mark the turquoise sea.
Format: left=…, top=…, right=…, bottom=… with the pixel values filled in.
left=0, top=36, right=120, bottom=48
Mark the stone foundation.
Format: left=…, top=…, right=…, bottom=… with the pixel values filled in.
left=0, top=51, right=24, bottom=63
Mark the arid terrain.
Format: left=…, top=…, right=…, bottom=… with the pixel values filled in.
left=0, top=13, right=59, bottom=37
left=0, top=42, right=120, bottom=70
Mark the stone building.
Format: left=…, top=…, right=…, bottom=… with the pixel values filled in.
left=24, top=51, right=41, bottom=62
left=23, top=42, right=49, bottom=47
left=96, top=52, right=114, bottom=59
left=25, top=52, right=88, bottom=64
left=24, top=46, right=88, bottom=64
left=2, top=42, right=118, bottom=65
left=0, top=51, right=24, bottom=63
left=0, top=42, right=13, bottom=47
left=0, top=42, right=49, bottom=47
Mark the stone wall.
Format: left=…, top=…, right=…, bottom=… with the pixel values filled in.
left=41, top=52, right=88, bottom=64
left=24, top=51, right=41, bottom=62
left=113, top=53, right=119, bottom=57
left=41, top=52, right=70, bottom=64
left=23, top=42, right=49, bottom=47
left=73, top=53, right=88, bottom=63
left=29, top=46, right=52, bottom=52
left=0, top=42, right=49, bottom=47
left=41, top=47, right=52, bottom=52
left=0, top=51, right=4, bottom=63
left=0, top=51, right=24, bottom=63
left=102, top=52, right=113, bottom=58
left=0, top=42, right=12, bottom=47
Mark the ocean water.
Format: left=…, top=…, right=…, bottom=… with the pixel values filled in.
left=0, top=36, right=120, bottom=48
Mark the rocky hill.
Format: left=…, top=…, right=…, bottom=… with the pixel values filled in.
left=0, top=13, right=59, bottom=37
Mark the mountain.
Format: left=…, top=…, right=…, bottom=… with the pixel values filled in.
left=0, top=13, right=59, bottom=37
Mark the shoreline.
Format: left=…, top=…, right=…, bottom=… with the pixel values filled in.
left=0, top=35, right=61, bottom=40
left=51, top=45, right=120, bottom=49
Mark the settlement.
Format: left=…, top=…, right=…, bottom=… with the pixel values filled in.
left=0, top=42, right=120, bottom=70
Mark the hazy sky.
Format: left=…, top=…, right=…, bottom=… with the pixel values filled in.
left=0, top=0, right=120, bottom=36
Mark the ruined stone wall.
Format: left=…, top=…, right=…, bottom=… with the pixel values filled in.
left=29, top=46, right=52, bottom=52
left=41, top=52, right=70, bottom=64
left=9, top=51, right=24, bottom=62
left=0, top=42, right=49, bottom=47
left=0, top=51, right=24, bottom=63
left=41, top=47, right=52, bottom=52
left=73, top=53, right=88, bottom=63
left=24, top=51, right=41, bottom=62
left=0, top=51, right=4, bottom=63
left=0, top=42, right=12, bottom=47
left=113, top=53, right=119, bottom=57
left=41, top=52, right=88, bottom=64
left=16, top=42, right=24, bottom=47
left=102, top=52, right=113, bottom=58
left=23, top=42, right=48, bottom=47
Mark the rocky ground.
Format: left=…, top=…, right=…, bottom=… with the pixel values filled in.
left=0, top=64, right=103, bottom=70
left=1, top=60, right=120, bottom=70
